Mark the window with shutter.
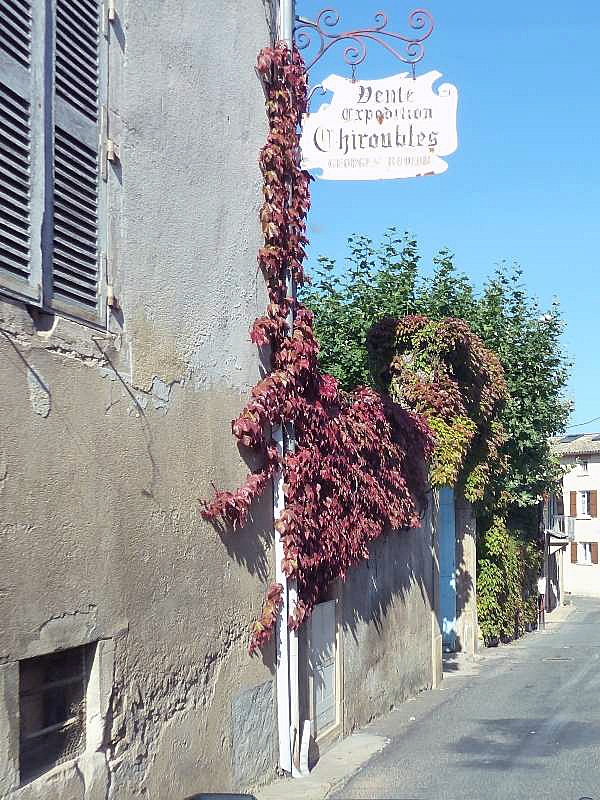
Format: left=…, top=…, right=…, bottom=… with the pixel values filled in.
left=570, top=491, right=577, bottom=518
left=0, top=0, right=108, bottom=325
left=0, top=0, right=44, bottom=302
left=577, top=542, right=593, bottom=565
left=570, top=542, right=577, bottom=564
left=589, top=490, right=597, bottom=518
left=50, top=0, right=107, bottom=324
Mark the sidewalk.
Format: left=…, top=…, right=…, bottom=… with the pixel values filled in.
left=254, top=732, right=388, bottom=800
left=543, top=599, right=575, bottom=628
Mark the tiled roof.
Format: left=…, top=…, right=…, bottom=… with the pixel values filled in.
left=551, top=432, right=600, bottom=456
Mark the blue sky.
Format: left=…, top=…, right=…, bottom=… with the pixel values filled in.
left=296, top=0, right=600, bottom=429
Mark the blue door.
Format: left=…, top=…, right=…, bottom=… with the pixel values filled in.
left=439, top=486, right=457, bottom=651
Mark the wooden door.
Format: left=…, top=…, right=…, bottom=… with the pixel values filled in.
left=308, top=600, right=338, bottom=738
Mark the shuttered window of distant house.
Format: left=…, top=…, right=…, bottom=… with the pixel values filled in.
left=0, top=0, right=107, bottom=325
left=589, top=490, right=597, bottom=518
left=570, top=542, right=577, bottom=564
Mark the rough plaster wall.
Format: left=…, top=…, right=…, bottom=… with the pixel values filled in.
left=0, top=1, right=277, bottom=797
left=341, top=510, right=435, bottom=735
left=111, top=0, right=273, bottom=393
left=455, top=495, right=478, bottom=655
left=0, top=332, right=277, bottom=798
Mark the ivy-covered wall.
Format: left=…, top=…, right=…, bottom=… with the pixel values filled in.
left=368, top=315, right=508, bottom=504
left=203, top=46, right=435, bottom=652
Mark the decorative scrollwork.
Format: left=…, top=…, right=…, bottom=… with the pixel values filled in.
left=294, top=7, right=434, bottom=72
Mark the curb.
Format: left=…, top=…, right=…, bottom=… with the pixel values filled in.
left=254, top=733, right=389, bottom=800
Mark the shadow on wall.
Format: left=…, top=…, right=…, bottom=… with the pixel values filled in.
left=340, top=506, right=436, bottom=645
left=204, top=439, right=275, bottom=583
left=262, top=0, right=276, bottom=39
left=216, top=519, right=274, bottom=586
left=454, top=516, right=475, bottom=655
left=324, top=495, right=476, bottom=651
left=210, top=496, right=277, bottom=675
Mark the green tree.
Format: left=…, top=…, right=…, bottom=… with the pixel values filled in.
left=302, top=231, right=571, bottom=643
left=469, top=267, right=571, bottom=511
left=301, top=231, right=572, bottom=516
left=301, top=229, right=419, bottom=390
left=416, top=248, right=476, bottom=321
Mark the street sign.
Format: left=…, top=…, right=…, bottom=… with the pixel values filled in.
left=300, top=70, right=458, bottom=180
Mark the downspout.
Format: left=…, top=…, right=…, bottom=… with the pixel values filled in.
left=274, top=0, right=303, bottom=778
left=273, top=425, right=291, bottom=773
left=279, top=0, right=295, bottom=42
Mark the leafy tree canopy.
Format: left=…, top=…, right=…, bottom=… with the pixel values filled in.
left=300, top=229, right=572, bottom=513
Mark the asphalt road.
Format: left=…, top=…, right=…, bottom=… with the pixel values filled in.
left=331, top=597, right=600, bottom=800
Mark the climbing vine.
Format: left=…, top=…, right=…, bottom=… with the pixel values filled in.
left=201, top=44, right=434, bottom=655
left=368, top=315, right=508, bottom=504
left=476, top=516, right=542, bottom=644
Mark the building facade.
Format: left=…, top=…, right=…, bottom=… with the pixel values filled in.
left=546, top=434, right=600, bottom=603
left=0, top=1, right=278, bottom=796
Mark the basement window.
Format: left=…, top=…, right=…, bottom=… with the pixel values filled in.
left=19, top=644, right=95, bottom=784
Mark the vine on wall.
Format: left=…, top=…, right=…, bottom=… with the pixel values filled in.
left=368, top=315, right=508, bottom=504
left=202, top=44, right=434, bottom=655
left=476, top=516, right=542, bottom=644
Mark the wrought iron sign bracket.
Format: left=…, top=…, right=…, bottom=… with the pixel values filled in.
left=293, top=7, right=434, bottom=76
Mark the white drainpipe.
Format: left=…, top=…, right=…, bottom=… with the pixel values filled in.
left=274, top=0, right=301, bottom=778
left=279, top=0, right=295, bottom=42
left=273, top=425, right=292, bottom=773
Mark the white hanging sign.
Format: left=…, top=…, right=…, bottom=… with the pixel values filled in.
left=300, top=70, right=458, bottom=180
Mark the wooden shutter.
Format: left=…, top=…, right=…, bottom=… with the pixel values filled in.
left=557, top=494, right=564, bottom=516
left=590, top=491, right=597, bottom=518
left=570, top=491, right=577, bottom=517
left=0, top=0, right=44, bottom=302
left=50, top=0, right=106, bottom=324
left=571, top=542, right=577, bottom=564
left=592, top=543, right=599, bottom=565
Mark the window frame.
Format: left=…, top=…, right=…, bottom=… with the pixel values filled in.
left=0, top=0, right=109, bottom=328
left=577, top=542, right=593, bottom=566
left=0, top=637, right=115, bottom=794
left=18, top=643, right=95, bottom=785
left=579, top=490, right=589, bottom=517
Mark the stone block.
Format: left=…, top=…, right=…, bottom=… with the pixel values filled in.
left=231, top=680, right=275, bottom=789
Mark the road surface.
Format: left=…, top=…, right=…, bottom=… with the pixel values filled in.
left=332, top=597, right=600, bottom=800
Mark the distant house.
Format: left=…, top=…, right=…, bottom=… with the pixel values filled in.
left=545, top=434, right=600, bottom=604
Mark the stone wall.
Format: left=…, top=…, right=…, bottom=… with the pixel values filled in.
left=341, top=504, right=437, bottom=735
left=455, top=492, right=478, bottom=655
